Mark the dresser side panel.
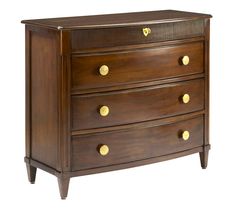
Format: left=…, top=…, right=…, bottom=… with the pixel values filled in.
left=29, top=28, right=59, bottom=168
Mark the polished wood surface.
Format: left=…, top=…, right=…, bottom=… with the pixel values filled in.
left=201, top=18, right=211, bottom=169
left=71, top=110, right=204, bottom=136
left=30, top=28, right=59, bottom=168
left=72, top=42, right=203, bottom=90
left=25, top=145, right=210, bottom=178
left=21, top=10, right=211, bottom=29
left=72, top=79, right=204, bottom=130
left=57, top=177, right=70, bottom=199
left=22, top=10, right=211, bottom=199
left=71, top=20, right=204, bottom=51
left=26, top=164, right=37, bottom=184
left=72, top=116, right=203, bottom=170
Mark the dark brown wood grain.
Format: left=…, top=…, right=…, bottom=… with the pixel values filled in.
left=71, top=42, right=203, bottom=90
left=203, top=18, right=210, bottom=168
left=25, top=27, right=72, bottom=198
left=22, top=10, right=211, bottom=199
left=72, top=116, right=203, bottom=170
left=25, top=26, right=31, bottom=159
left=71, top=20, right=204, bottom=51
left=72, top=36, right=204, bottom=55
left=21, top=10, right=211, bottom=30
left=30, top=28, right=59, bottom=168
left=57, top=177, right=70, bottom=199
left=71, top=79, right=204, bottom=130
left=71, top=110, right=204, bottom=136
left=72, top=73, right=205, bottom=95
left=204, top=19, right=210, bottom=147
left=200, top=147, right=209, bottom=169
left=25, top=145, right=210, bottom=178
left=26, top=164, right=37, bottom=184
left=70, top=146, right=209, bottom=177
left=57, top=30, right=71, bottom=172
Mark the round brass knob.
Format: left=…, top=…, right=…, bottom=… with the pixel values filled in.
left=182, top=131, right=190, bottom=141
left=99, top=144, right=109, bottom=156
left=182, top=55, right=190, bottom=65
left=99, top=105, right=109, bottom=117
left=143, top=27, right=151, bottom=37
left=182, top=93, right=190, bottom=104
left=99, top=65, right=109, bottom=76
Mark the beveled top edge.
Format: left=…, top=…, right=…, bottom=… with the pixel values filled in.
left=21, top=10, right=212, bottom=30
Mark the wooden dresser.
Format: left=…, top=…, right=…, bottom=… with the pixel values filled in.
left=22, top=10, right=212, bottom=199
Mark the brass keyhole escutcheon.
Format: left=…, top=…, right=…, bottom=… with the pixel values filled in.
left=143, top=27, right=151, bottom=37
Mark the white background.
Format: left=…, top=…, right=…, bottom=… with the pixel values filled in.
left=0, top=0, right=233, bottom=210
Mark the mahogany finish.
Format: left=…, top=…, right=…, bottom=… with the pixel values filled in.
left=30, top=30, right=59, bottom=168
left=71, top=20, right=204, bottom=51
left=72, top=116, right=203, bottom=170
left=26, top=164, right=37, bottom=184
left=22, top=10, right=210, bottom=29
left=72, top=79, right=204, bottom=130
left=72, top=42, right=204, bottom=90
left=22, top=10, right=211, bottom=199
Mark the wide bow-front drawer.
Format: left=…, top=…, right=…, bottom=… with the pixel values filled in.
left=72, top=116, right=204, bottom=171
left=71, top=19, right=204, bottom=51
left=71, top=42, right=203, bottom=91
left=71, top=79, right=204, bottom=130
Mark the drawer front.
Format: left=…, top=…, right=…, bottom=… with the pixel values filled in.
left=71, top=19, right=204, bottom=51
left=72, top=116, right=204, bottom=171
left=71, top=79, right=204, bottom=130
left=72, top=42, right=204, bottom=90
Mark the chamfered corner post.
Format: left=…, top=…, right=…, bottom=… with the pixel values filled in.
left=200, top=17, right=211, bottom=170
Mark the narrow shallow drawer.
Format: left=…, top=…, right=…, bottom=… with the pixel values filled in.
left=71, top=79, right=204, bottom=130
left=71, top=19, right=204, bottom=51
left=71, top=42, right=204, bottom=91
left=72, top=116, right=204, bottom=171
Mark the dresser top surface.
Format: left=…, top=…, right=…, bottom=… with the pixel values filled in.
left=21, top=10, right=211, bottom=30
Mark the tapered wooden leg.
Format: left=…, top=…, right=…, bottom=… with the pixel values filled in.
left=199, top=149, right=209, bottom=169
left=26, top=164, right=37, bottom=184
left=58, top=177, right=70, bottom=199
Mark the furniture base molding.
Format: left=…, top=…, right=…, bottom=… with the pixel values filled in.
left=25, top=144, right=210, bottom=198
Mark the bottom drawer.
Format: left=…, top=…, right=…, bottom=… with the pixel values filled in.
left=72, top=116, right=203, bottom=171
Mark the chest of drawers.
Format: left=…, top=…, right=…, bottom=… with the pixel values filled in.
left=22, top=10, right=212, bottom=199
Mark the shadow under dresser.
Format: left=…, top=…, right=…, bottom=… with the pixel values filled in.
left=22, top=10, right=212, bottom=199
